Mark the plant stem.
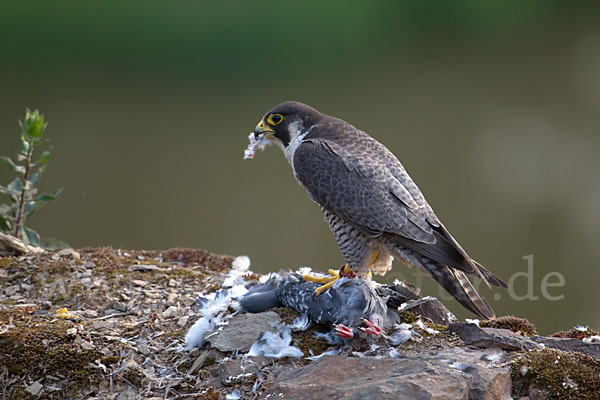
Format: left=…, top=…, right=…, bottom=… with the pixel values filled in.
left=14, top=139, right=33, bottom=239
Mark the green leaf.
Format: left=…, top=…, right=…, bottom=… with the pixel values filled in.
left=23, top=226, right=41, bottom=247
left=28, top=171, right=42, bottom=185
left=0, top=203, right=10, bottom=213
left=1, top=156, right=26, bottom=174
left=0, top=188, right=16, bottom=203
left=19, top=134, right=30, bottom=155
left=23, top=201, right=38, bottom=217
left=23, top=109, right=46, bottom=139
left=36, top=150, right=52, bottom=166
left=0, top=214, right=11, bottom=232
left=7, top=178, right=23, bottom=195
left=34, top=188, right=62, bottom=202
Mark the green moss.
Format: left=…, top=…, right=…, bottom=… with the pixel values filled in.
left=270, top=307, right=331, bottom=359
left=167, top=268, right=196, bottom=278
left=423, top=321, right=449, bottom=333
left=101, top=355, right=120, bottom=365
left=51, top=292, right=66, bottom=303
left=481, top=315, right=537, bottom=337
left=197, top=369, right=210, bottom=380
left=68, top=283, right=86, bottom=296
left=8, top=386, right=36, bottom=400
left=161, top=267, right=209, bottom=285
left=0, top=257, right=17, bottom=268
left=162, top=248, right=235, bottom=272
left=0, top=310, right=101, bottom=391
left=200, top=387, right=222, bottom=400
left=43, top=261, right=76, bottom=275
left=511, top=348, right=600, bottom=399
left=272, top=307, right=300, bottom=324
left=398, top=311, right=419, bottom=324
left=396, top=331, right=462, bottom=354
left=396, top=311, right=446, bottom=336
left=204, top=356, right=217, bottom=367
left=551, top=326, right=599, bottom=340
left=294, top=326, right=330, bottom=360
left=7, top=364, right=23, bottom=375
left=122, top=367, right=143, bottom=387
left=204, top=284, right=222, bottom=293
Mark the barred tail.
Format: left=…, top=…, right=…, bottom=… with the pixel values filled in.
left=386, top=240, right=498, bottom=319
left=423, top=261, right=496, bottom=320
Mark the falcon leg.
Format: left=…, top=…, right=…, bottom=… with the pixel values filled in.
left=303, top=264, right=356, bottom=296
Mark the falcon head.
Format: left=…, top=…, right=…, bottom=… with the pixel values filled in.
left=253, top=101, right=321, bottom=153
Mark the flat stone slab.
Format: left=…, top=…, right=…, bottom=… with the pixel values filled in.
left=449, top=322, right=538, bottom=351
left=416, top=347, right=512, bottom=400
left=531, top=336, right=600, bottom=359
left=207, top=311, right=281, bottom=352
left=264, top=355, right=472, bottom=400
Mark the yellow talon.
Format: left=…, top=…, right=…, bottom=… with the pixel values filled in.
left=303, top=273, right=338, bottom=284
left=314, top=280, right=337, bottom=296
left=303, top=264, right=354, bottom=296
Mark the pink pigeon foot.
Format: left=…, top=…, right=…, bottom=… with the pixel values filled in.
left=359, top=318, right=382, bottom=336
left=334, top=323, right=354, bottom=339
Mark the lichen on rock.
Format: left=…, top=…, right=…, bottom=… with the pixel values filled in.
left=511, top=347, right=600, bottom=399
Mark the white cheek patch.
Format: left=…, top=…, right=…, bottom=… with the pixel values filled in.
left=285, top=124, right=315, bottom=166
left=243, top=132, right=271, bottom=159
left=288, top=120, right=304, bottom=138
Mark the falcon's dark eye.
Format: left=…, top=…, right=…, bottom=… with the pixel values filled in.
left=267, top=113, right=284, bottom=125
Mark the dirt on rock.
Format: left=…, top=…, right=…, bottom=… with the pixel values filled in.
left=2, top=247, right=600, bottom=400
left=0, top=247, right=237, bottom=399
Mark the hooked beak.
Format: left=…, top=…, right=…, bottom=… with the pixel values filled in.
left=254, top=119, right=275, bottom=139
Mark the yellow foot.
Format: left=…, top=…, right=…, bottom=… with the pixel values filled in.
left=303, top=265, right=355, bottom=296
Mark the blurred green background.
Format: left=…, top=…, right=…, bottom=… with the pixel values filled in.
left=1, top=1, right=599, bottom=333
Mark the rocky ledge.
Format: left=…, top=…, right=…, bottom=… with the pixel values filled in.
left=0, top=248, right=599, bottom=399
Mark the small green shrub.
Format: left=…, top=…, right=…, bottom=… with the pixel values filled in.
left=0, top=109, right=62, bottom=247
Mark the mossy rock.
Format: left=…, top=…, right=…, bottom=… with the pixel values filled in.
left=269, top=308, right=330, bottom=360
left=397, top=311, right=419, bottom=324
left=295, top=327, right=330, bottom=360
left=272, top=307, right=300, bottom=324
left=162, top=248, right=235, bottom=271
left=481, top=315, right=537, bottom=337
left=423, top=320, right=448, bottom=333
left=0, top=310, right=102, bottom=394
left=0, top=256, right=18, bottom=268
left=101, top=355, right=121, bottom=365
left=511, top=348, right=600, bottom=399
left=551, top=326, right=599, bottom=340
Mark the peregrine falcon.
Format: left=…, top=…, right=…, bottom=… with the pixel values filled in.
left=245, top=101, right=507, bottom=320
